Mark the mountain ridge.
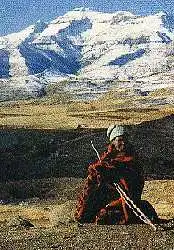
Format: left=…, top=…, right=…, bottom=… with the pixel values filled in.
left=0, top=8, right=174, bottom=101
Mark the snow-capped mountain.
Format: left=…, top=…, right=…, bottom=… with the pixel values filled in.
left=0, top=8, right=174, bottom=101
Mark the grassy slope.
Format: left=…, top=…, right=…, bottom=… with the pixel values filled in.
left=0, top=90, right=173, bottom=249
left=0, top=92, right=173, bottom=129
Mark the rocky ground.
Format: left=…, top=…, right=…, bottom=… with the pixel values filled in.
left=0, top=114, right=173, bottom=249
left=0, top=177, right=174, bottom=250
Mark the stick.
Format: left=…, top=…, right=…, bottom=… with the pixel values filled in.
left=91, top=140, right=101, bottom=163
left=90, top=140, right=157, bottom=230
left=114, top=183, right=157, bottom=230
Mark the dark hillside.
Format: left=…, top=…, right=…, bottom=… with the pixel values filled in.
left=0, top=114, right=173, bottom=199
left=0, top=115, right=173, bottom=180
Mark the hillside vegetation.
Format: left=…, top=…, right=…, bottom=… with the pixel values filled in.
left=0, top=89, right=173, bottom=249
left=0, top=86, right=173, bottom=129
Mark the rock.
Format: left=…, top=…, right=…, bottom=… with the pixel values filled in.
left=7, top=216, right=34, bottom=229
left=76, top=124, right=88, bottom=129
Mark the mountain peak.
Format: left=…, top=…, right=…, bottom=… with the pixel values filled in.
left=155, top=11, right=167, bottom=17
left=0, top=9, right=174, bottom=101
left=71, top=7, right=90, bottom=12
left=34, top=20, right=48, bottom=33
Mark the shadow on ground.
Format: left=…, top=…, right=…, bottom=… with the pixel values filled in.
left=0, top=114, right=173, bottom=200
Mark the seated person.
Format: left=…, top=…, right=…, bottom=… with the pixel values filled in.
left=75, top=125, right=158, bottom=225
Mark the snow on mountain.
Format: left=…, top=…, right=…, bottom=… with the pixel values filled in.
left=0, top=8, right=174, bottom=101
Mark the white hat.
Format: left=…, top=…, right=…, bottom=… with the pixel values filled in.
left=107, top=125, right=125, bottom=141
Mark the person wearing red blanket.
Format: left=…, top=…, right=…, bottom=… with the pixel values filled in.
left=75, top=125, right=158, bottom=225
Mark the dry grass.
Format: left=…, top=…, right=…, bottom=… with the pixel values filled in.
left=0, top=82, right=173, bottom=130
left=0, top=205, right=49, bottom=227
left=149, top=87, right=174, bottom=97
left=0, top=87, right=173, bottom=248
left=0, top=180, right=174, bottom=229
left=68, top=106, right=174, bottom=127
left=142, top=180, right=174, bottom=219
left=0, top=103, right=84, bottom=129
left=0, top=96, right=173, bottom=129
left=0, top=179, right=174, bottom=249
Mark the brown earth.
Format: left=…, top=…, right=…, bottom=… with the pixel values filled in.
left=0, top=114, right=173, bottom=249
left=0, top=178, right=174, bottom=250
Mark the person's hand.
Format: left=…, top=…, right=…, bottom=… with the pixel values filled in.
left=105, top=204, right=111, bottom=210
left=96, top=161, right=114, bottom=170
left=99, top=208, right=108, bottom=216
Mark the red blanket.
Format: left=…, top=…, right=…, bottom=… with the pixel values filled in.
left=75, top=144, right=144, bottom=224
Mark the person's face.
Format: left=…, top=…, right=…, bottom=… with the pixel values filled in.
left=111, top=136, right=126, bottom=152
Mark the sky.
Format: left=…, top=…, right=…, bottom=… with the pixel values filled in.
left=0, top=0, right=174, bottom=36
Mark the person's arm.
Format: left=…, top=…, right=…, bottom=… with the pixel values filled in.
left=74, top=160, right=104, bottom=223
left=74, top=145, right=115, bottom=223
